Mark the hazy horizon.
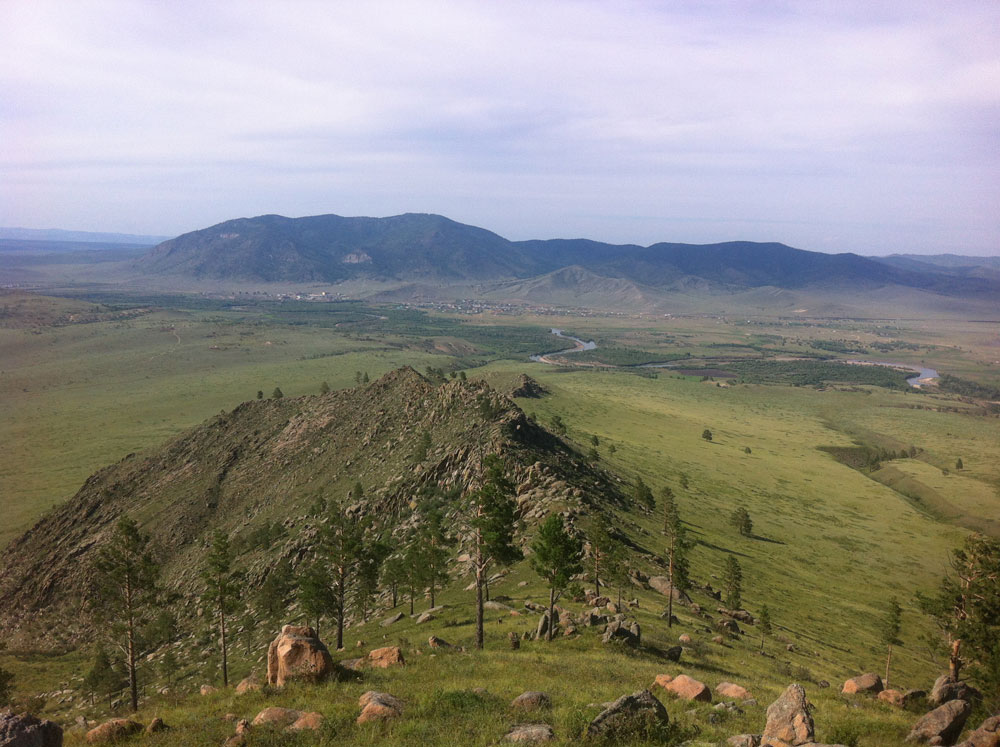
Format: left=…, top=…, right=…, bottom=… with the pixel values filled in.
left=3, top=1, right=999, bottom=256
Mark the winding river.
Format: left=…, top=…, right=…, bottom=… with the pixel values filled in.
left=845, top=360, right=939, bottom=387
left=529, top=328, right=596, bottom=364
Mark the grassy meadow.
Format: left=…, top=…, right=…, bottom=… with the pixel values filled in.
left=1, top=291, right=999, bottom=744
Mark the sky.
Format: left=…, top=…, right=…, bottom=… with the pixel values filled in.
left=2, top=1, right=999, bottom=256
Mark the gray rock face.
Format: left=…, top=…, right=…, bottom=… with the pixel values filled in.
left=930, top=675, right=981, bottom=707
left=511, top=692, right=551, bottom=711
left=586, top=689, right=669, bottom=739
left=0, top=712, right=63, bottom=747
left=955, top=714, right=1000, bottom=747
left=906, top=699, right=971, bottom=745
left=762, top=684, right=814, bottom=746
left=665, top=645, right=683, bottom=662
left=381, top=612, right=405, bottom=626
left=503, top=724, right=554, bottom=742
left=601, top=620, right=640, bottom=647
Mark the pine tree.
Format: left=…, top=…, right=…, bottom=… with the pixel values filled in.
left=354, top=537, right=389, bottom=623
left=702, top=428, right=713, bottom=441
left=319, top=381, right=330, bottom=394
left=723, top=555, right=743, bottom=610
left=730, top=506, right=753, bottom=536
left=256, top=559, right=292, bottom=633
left=297, top=561, right=336, bottom=636
left=271, top=387, right=283, bottom=399
left=917, top=533, right=1000, bottom=696
left=531, top=514, right=583, bottom=641
left=160, top=648, right=179, bottom=688
left=256, top=390, right=263, bottom=400
left=879, top=598, right=903, bottom=688
left=633, top=476, right=654, bottom=511
left=586, top=516, right=623, bottom=598
left=84, top=646, right=123, bottom=709
left=461, top=455, right=523, bottom=649
left=955, top=457, right=964, bottom=470
left=416, top=493, right=455, bottom=609
left=662, top=489, right=691, bottom=628
left=320, top=498, right=369, bottom=649
left=202, top=530, right=242, bottom=687
left=759, top=605, right=772, bottom=652
left=381, top=553, right=408, bottom=609
left=0, top=665, right=14, bottom=708
left=92, top=516, right=159, bottom=711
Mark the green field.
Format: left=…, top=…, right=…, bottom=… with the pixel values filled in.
left=1, top=290, right=998, bottom=744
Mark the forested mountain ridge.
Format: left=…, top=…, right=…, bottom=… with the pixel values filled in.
left=134, top=212, right=1000, bottom=296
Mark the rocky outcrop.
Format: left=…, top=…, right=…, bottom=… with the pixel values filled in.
left=601, top=619, right=640, bottom=647
left=428, top=635, right=454, bottom=649
left=586, top=689, right=669, bottom=739
left=357, top=691, right=403, bottom=724
left=252, top=708, right=303, bottom=728
left=956, top=714, right=1000, bottom=747
left=762, top=684, right=814, bottom=746
left=145, top=717, right=167, bottom=734
left=930, top=675, right=981, bottom=707
left=906, top=700, right=971, bottom=745
left=85, top=719, right=142, bottom=744
left=511, top=692, right=551, bottom=711
left=842, top=673, right=883, bottom=695
left=728, top=736, right=761, bottom=747
left=266, top=625, right=336, bottom=687
left=0, top=711, right=63, bottom=747
left=510, top=375, right=547, bottom=399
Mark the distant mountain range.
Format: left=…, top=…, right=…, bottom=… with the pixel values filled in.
left=0, top=227, right=173, bottom=245
left=131, top=213, right=1000, bottom=297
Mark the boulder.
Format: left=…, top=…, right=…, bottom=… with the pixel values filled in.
left=536, top=612, right=552, bottom=639
left=602, top=620, right=639, bottom=647
left=842, top=673, right=883, bottom=695
left=586, top=689, right=669, bottom=739
left=146, top=717, right=167, bottom=734
left=648, top=576, right=691, bottom=603
left=956, top=714, right=1000, bottom=747
left=503, top=724, right=555, bottom=742
left=288, top=712, right=324, bottom=731
left=200, top=684, right=218, bottom=695
left=428, top=635, right=453, bottom=649
left=663, top=673, right=711, bottom=702
left=357, top=691, right=403, bottom=724
left=653, top=674, right=674, bottom=689
left=235, top=676, right=261, bottom=695
left=728, top=736, right=762, bottom=747
left=679, top=634, right=692, bottom=644
left=367, top=646, right=405, bottom=668
left=416, top=611, right=435, bottom=624
left=381, top=612, right=404, bottom=627
left=712, top=635, right=725, bottom=645
left=85, top=719, right=142, bottom=744
left=762, top=684, right=814, bottom=746
left=906, top=699, right=971, bottom=745
left=930, top=675, right=981, bottom=707
left=665, top=645, right=683, bottom=662
left=252, top=707, right=303, bottom=728
left=484, top=600, right=513, bottom=612
left=0, top=711, right=63, bottom=747
left=508, top=631, right=521, bottom=649
left=266, top=625, right=336, bottom=687
left=879, top=689, right=905, bottom=707
left=717, top=682, right=752, bottom=701
left=511, top=691, right=551, bottom=711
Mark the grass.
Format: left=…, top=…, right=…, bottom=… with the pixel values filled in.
left=2, top=293, right=998, bottom=744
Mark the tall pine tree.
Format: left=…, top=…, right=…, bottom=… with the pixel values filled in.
left=202, top=530, right=242, bottom=687
left=531, top=514, right=583, bottom=641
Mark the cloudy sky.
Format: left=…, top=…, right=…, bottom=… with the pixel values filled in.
left=2, top=1, right=999, bottom=255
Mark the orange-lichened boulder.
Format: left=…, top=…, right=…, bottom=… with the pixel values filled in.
left=357, top=691, right=403, bottom=724
left=762, top=684, right=814, bottom=746
left=266, top=625, right=336, bottom=687
left=842, top=673, right=883, bottom=695
left=85, top=718, right=143, bottom=744
left=252, top=707, right=303, bottom=728
left=663, top=674, right=711, bottom=702
left=366, top=646, right=405, bottom=668
left=716, top=682, right=752, bottom=701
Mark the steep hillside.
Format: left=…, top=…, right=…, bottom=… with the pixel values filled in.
left=0, top=369, right=624, bottom=646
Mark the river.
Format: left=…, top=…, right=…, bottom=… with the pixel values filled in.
left=529, top=328, right=596, bottom=363
left=845, top=360, right=939, bottom=387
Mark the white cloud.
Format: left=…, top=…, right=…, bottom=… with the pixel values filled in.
left=1, top=0, right=998, bottom=253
